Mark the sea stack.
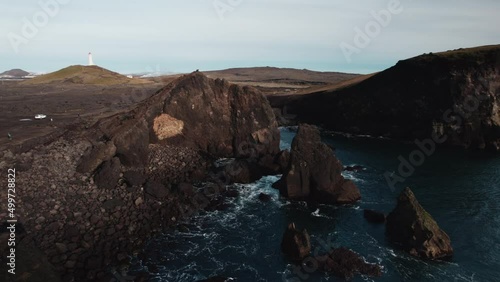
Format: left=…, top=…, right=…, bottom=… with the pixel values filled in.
left=275, top=124, right=361, bottom=204
left=386, top=188, right=453, bottom=260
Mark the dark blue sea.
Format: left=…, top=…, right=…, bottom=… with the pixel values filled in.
left=131, top=127, right=500, bottom=281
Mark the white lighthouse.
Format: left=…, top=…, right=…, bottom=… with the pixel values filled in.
left=88, top=52, right=95, bottom=66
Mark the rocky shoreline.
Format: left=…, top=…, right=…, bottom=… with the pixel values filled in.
left=0, top=72, right=286, bottom=281
left=0, top=129, right=244, bottom=281
left=0, top=72, right=456, bottom=282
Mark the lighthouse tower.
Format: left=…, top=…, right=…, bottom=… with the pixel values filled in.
left=88, top=52, right=95, bottom=66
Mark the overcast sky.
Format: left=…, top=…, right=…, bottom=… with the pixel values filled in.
left=0, top=0, right=499, bottom=74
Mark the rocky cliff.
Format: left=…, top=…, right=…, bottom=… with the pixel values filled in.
left=275, top=45, right=500, bottom=150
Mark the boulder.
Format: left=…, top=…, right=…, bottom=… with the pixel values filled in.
left=258, top=193, right=272, bottom=202
left=123, top=170, right=146, bottom=187
left=276, top=124, right=361, bottom=204
left=112, top=118, right=150, bottom=167
left=386, top=188, right=453, bottom=259
left=178, top=183, right=195, bottom=197
left=93, top=157, right=121, bottom=189
left=314, top=247, right=382, bottom=280
left=76, top=141, right=116, bottom=173
left=223, top=188, right=239, bottom=198
left=281, top=223, right=311, bottom=262
left=222, top=159, right=263, bottom=184
left=144, top=180, right=169, bottom=200
left=363, top=209, right=386, bottom=224
left=257, top=154, right=281, bottom=175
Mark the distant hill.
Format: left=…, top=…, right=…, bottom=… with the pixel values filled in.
left=22, top=65, right=150, bottom=85
left=0, top=69, right=30, bottom=77
left=203, top=67, right=360, bottom=85
left=272, top=44, right=500, bottom=150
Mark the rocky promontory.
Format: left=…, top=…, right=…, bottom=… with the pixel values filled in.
left=0, top=72, right=282, bottom=281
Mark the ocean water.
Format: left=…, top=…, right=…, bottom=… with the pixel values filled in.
left=131, top=127, right=500, bottom=281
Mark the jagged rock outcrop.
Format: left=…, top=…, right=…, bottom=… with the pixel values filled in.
left=93, top=157, right=121, bottom=189
left=386, top=188, right=453, bottom=259
left=275, top=124, right=361, bottom=204
left=281, top=223, right=311, bottom=262
left=314, top=247, right=382, bottom=280
left=275, top=45, right=500, bottom=151
left=158, top=73, right=280, bottom=158
left=85, top=71, right=280, bottom=184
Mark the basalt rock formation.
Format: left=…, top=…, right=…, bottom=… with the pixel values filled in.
left=273, top=45, right=500, bottom=151
left=0, top=72, right=282, bottom=281
left=386, top=188, right=453, bottom=260
left=275, top=124, right=361, bottom=204
left=80, top=71, right=281, bottom=180
left=281, top=223, right=311, bottom=262
left=314, top=247, right=382, bottom=280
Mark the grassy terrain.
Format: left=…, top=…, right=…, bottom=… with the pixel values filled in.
left=405, top=44, right=500, bottom=64
left=22, top=65, right=151, bottom=85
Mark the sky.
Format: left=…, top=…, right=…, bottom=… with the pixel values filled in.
left=0, top=0, right=499, bottom=74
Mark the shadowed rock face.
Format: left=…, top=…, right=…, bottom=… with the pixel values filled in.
left=281, top=223, right=311, bottom=262
left=276, top=124, right=361, bottom=204
left=281, top=46, right=500, bottom=151
left=386, top=188, right=453, bottom=260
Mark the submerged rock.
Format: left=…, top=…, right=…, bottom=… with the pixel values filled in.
left=343, top=165, right=364, bottom=172
left=198, top=277, right=232, bottom=282
left=386, top=188, right=453, bottom=259
left=281, top=223, right=311, bottom=262
left=276, top=124, right=361, bottom=204
left=258, top=193, right=272, bottom=202
left=314, top=247, right=382, bottom=280
left=364, top=209, right=386, bottom=224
